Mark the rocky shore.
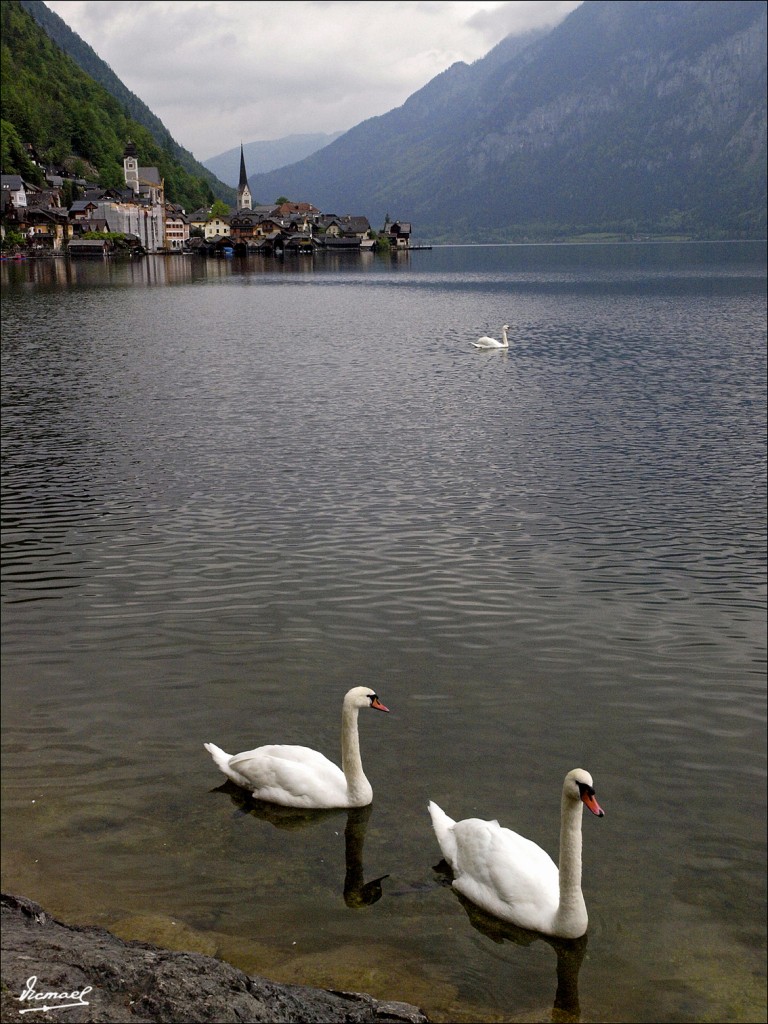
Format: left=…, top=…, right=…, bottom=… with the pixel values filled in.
left=1, top=893, right=429, bottom=1023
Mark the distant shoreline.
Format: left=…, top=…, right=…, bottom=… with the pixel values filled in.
left=3, top=236, right=766, bottom=262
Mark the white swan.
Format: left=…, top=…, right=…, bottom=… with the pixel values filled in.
left=428, top=768, right=604, bottom=939
left=471, top=325, right=510, bottom=349
left=204, top=686, right=389, bottom=809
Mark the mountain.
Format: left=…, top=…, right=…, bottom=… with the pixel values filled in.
left=204, top=134, right=344, bottom=188
left=15, top=0, right=234, bottom=204
left=246, top=1, right=767, bottom=241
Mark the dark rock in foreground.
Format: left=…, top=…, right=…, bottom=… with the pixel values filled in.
left=1, top=893, right=429, bottom=1023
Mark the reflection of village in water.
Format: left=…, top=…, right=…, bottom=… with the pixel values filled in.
left=1, top=246, right=415, bottom=289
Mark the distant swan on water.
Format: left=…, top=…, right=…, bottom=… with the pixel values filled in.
left=472, top=325, right=509, bottom=349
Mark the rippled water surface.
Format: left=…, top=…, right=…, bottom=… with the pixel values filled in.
left=2, top=242, right=766, bottom=1022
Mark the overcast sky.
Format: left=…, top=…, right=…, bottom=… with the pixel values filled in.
left=44, top=1, right=581, bottom=161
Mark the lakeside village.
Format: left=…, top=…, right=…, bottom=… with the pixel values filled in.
left=0, top=143, right=417, bottom=259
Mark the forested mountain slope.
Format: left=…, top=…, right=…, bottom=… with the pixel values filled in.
left=1, top=0, right=231, bottom=209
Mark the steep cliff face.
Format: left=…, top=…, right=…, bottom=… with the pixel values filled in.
left=247, top=1, right=766, bottom=240
left=467, top=2, right=765, bottom=174
left=448, top=2, right=766, bottom=231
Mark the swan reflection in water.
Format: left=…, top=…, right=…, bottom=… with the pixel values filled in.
left=212, top=781, right=388, bottom=908
left=433, top=860, right=588, bottom=1023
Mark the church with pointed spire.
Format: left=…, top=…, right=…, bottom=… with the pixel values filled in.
left=237, top=144, right=252, bottom=211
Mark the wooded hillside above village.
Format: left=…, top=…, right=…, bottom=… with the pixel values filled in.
left=1, top=0, right=230, bottom=212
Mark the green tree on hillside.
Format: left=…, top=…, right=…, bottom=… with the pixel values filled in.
left=0, top=0, right=218, bottom=210
left=208, top=199, right=230, bottom=219
left=19, top=0, right=233, bottom=205
left=0, top=119, right=43, bottom=184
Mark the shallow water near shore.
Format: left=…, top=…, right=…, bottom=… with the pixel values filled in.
left=2, top=241, right=766, bottom=1022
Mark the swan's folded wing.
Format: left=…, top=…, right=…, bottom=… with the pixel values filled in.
left=229, top=745, right=347, bottom=807
left=488, top=824, right=559, bottom=900
left=452, top=818, right=560, bottom=930
left=231, top=744, right=337, bottom=770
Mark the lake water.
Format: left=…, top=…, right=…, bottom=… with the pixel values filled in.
left=1, top=242, right=766, bottom=1023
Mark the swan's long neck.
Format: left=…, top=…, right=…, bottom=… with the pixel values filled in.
left=501, top=327, right=509, bottom=347
left=341, top=701, right=372, bottom=806
left=554, top=793, right=588, bottom=938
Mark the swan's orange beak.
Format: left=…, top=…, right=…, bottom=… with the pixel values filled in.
left=582, top=791, right=604, bottom=817
left=370, top=696, right=390, bottom=712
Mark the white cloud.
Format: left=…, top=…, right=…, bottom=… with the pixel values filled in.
left=45, top=1, right=581, bottom=159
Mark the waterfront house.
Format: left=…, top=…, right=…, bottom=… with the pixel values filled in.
left=229, top=213, right=287, bottom=251
left=283, top=230, right=315, bottom=254
left=22, top=206, right=73, bottom=252
left=204, top=216, right=230, bottom=241
left=383, top=219, right=411, bottom=249
left=320, top=215, right=371, bottom=238
left=67, top=237, right=111, bottom=257
left=206, top=234, right=234, bottom=255
left=317, top=214, right=372, bottom=249
left=2, top=174, right=76, bottom=252
left=229, top=210, right=262, bottom=248
left=164, top=206, right=189, bottom=251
